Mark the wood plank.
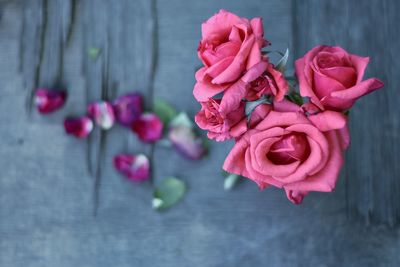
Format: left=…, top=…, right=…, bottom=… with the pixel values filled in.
left=294, top=0, right=400, bottom=225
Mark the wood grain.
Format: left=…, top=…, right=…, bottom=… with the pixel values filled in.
left=0, top=0, right=399, bottom=266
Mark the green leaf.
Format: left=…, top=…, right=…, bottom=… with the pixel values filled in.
left=276, top=48, right=289, bottom=73
left=245, top=96, right=269, bottom=118
left=88, top=47, right=101, bottom=60
left=285, top=91, right=304, bottom=106
left=224, top=173, right=241, bottom=191
left=153, top=177, right=186, bottom=210
left=170, top=112, right=193, bottom=128
left=153, top=99, right=177, bottom=125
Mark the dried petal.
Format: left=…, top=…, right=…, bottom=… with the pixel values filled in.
left=169, top=123, right=206, bottom=160
left=113, top=154, right=150, bottom=182
left=64, top=116, right=93, bottom=138
left=87, top=101, right=115, bottom=130
left=35, top=88, right=67, bottom=114
left=113, top=93, right=143, bottom=127
left=132, top=113, right=163, bottom=143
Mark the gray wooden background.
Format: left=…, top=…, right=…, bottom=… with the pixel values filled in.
left=0, top=0, right=399, bottom=266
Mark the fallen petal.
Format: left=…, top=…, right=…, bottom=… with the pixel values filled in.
left=132, top=113, right=163, bottom=143
left=113, top=154, right=150, bottom=182
left=113, top=93, right=143, bottom=127
left=64, top=116, right=93, bottom=138
left=35, top=88, right=67, bottom=114
left=87, top=101, right=115, bottom=130
left=168, top=124, right=206, bottom=160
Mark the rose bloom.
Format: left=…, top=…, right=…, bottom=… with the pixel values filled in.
left=295, top=45, right=384, bottom=111
left=194, top=10, right=270, bottom=115
left=198, top=9, right=268, bottom=84
left=195, top=98, right=247, bottom=142
left=223, top=103, right=349, bottom=204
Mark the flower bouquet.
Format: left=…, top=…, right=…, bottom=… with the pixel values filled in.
left=193, top=10, right=384, bottom=204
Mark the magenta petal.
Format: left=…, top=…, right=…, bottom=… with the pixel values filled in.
left=35, top=88, right=67, bottom=114
left=113, top=93, right=143, bottom=127
left=64, top=116, right=93, bottom=138
left=87, top=101, right=115, bottom=130
left=132, top=113, right=163, bottom=143
left=168, top=125, right=206, bottom=160
left=113, top=154, right=150, bottom=182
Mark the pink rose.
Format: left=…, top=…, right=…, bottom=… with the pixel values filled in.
left=223, top=106, right=349, bottom=204
left=198, top=9, right=268, bottom=84
left=295, top=45, right=384, bottom=111
left=246, top=61, right=288, bottom=101
left=195, top=98, right=247, bottom=142
left=194, top=10, right=270, bottom=115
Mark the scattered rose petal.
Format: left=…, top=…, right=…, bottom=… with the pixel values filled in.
left=169, top=125, right=206, bottom=160
left=168, top=112, right=206, bottom=160
left=113, top=93, right=143, bottom=127
left=87, top=101, right=115, bottom=130
left=113, top=154, right=150, bottom=182
left=35, top=88, right=67, bottom=114
left=64, top=116, right=93, bottom=138
left=132, top=113, right=163, bottom=143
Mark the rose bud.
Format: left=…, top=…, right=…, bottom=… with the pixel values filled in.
left=87, top=101, right=115, bottom=130
left=113, top=93, right=143, bottom=127
left=168, top=114, right=207, bottom=160
left=113, top=154, right=150, bottom=182
left=295, top=45, right=384, bottom=111
left=35, top=88, right=67, bottom=114
left=195, top=98, right=247, bottom=142
left=132, top=113, right=163, bottom=143
left=246, top=62, right=288, bottom=102
left=64, top=116, right=93, bottom=138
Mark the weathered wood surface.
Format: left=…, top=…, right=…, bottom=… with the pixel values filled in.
left=0, top=0, right=399, bottom=266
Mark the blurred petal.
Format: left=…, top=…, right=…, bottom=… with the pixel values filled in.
left=87, top=101, right=115, bottom=130
left=35, top=88, right=67, bottom=114
left=113, top=154, right=150, bottom=182
left=64, top=116, right=93, bottom=138
left=132, top=113, right=163, bottom=143
left=168, top=125, right=206, bottom=160
left=113, top=93, right=143, bottom=127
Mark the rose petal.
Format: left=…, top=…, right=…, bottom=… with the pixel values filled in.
left=168, top=124, right=206, bottom=160
left=132, top=113, right=163, bottom=143
left=113, top=154, right=150, bottom=181
left=285, top=189, right=308, bottom=204
left=87, top=101, right=115, bottom=130
left=64, top=116, right=93, bottom=138
left=308, top=111, right=347, bottom=132
left=35, top=88, right=67, bottom=114
left=113, top=93, right=143, bottom=127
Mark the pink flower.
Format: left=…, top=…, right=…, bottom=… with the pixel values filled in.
left=87, top=101, right=115, bottom=130
left=223, top=107, right=349, bottom=204
left=132, top=113, right=163, bottom=143
left=194, top=10, right=270, bottom=115
left=35, top=88, right=67, bottom=114
left=198, top=10, right=268, bottom=84
left=295, top=45, right=384, bottom=111
left=169, top=123, right=206, bottom=160
left=246, top=62, right=288, bottom=101
left=195, top=98, right=247, bottom=142
left=113, top=154, right=150, bottom=181
left=64, top=116, right=93, bottom=138
left=113, top=93, right=143, bottom=127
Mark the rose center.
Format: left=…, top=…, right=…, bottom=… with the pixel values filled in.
left=317, top=54, right=341, bottom=69
left=267, top=133, right=310, bottom=165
